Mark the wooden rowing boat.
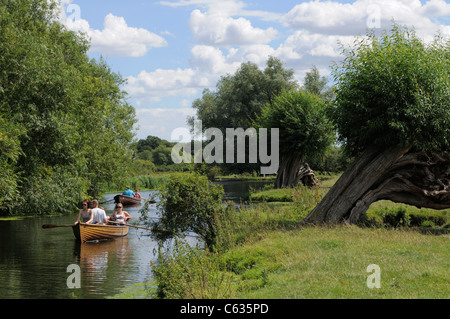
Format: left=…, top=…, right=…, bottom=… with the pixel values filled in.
left=72, top=223, right=129, bottom=242
left=114, top=194, right=142, bottom=206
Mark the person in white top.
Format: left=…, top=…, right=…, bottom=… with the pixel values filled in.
left=109, top=203, right=131, bottom=226
left=90, top=199, right=108, bottom=225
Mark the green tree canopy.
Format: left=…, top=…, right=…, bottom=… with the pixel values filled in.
left=255, top=89, right=334, bottom=187
left=187, top=57, right=298, bottom=174
left=256, top=89, right=333, bottom=161
left=0, top=0, right=137, bottom=215
left=303, top=65, right=334, bottom=101
left=331, top=24, right=449, bottom=156
left=189, top=56, right=298, bottom=132
left=306, top=24, right=450, bottom=224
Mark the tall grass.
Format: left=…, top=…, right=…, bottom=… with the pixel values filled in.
left=129, top=174, right=169, bottom=190
left=151, top=238, right=237, bottom=299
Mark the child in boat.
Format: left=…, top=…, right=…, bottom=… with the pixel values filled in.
left=109, top=203, right=131, bottom=226
left=74, top=199, right=93, bottom=225
left=134, top=189, right=141, bottom=199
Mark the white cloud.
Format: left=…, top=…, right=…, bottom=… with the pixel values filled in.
left=65, top=13, right=167, bottom=57
left=282, top=31, right=356, bottom=58
left=126, top=43, right=291, bottom=105
left=283, top=0, right=449, bottom=37
left=136, top=107, right=196, bottom=141
left=190, top=45, right=241, bottom=74
left=126, top=68, right=200, bottom=103
left=189, top=9, right=277, bottom=45
left=160, top=0, right=282, bottom=21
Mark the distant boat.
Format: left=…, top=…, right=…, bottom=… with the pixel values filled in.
left=72, top=223, right=129, bottom=243
left=114, top=194, right=142, bottom=206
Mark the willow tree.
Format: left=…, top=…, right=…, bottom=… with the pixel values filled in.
left=255, top=90, right=334, bottom=188
left=188, top=57, right=298, bottom=174
left=304, top=25, right=450, bottom=224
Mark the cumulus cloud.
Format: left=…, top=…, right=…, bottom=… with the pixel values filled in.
left=190, top=45, right=241, bottom=74
left=160, top=0, right=282, bottom=21
left=126, top=42, right=300, bottom=105
left=64, top=13, right=167, bottom=57
left=136, top=108, right=197, bottom=141
left=126, top=68, right=199, bottom=103
left=282, top=31, right=355, bottom=58
left=283, top=0, right=449, bottom=37
left=189, top=10, right=277, bottom=45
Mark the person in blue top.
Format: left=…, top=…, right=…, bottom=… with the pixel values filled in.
left=122, top=186, right=135, bottom=197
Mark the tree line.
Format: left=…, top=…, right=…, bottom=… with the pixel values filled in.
left=0, top=0, right=136, bottom=215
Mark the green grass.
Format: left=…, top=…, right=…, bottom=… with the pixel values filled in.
left=146, top=172, right=450, bottom=299
left=225, top=226, right=449, bottom=299
left=249, top=188, right=294, bottom=202
left=249, top=173, right=340, bottom=203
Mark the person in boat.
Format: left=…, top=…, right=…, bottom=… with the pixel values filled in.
left=134, top=189, right=141, bottom=199
left=109, top=203, right=131, bottom=226
left=74, top=199, right=93, bottom=225
left=90, top=199, right=108, bottom=225
left=122, top=186, right=135, bottom=197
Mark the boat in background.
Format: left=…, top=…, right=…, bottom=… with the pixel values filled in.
left=72, top=223, right=129, bottom=242
left=114, top=194, right=142, bottom=206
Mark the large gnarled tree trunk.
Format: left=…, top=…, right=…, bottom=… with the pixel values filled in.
left=304, top=145, right=450, bottom=224
left=275, top=154, right=319, bottom=188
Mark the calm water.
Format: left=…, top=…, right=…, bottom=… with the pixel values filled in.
left=215, top=179, right=273, bottom=202
left=0, top=181, right=271, bottom=299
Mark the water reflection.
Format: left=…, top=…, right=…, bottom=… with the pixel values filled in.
left=73, top=238, right=131, bottom=295
left=0, top=190, right=160, bottom=299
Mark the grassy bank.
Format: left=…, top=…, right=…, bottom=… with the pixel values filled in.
left=227, top=225, right=449, bottom=298
left=143, top=172, right=449, bottom=299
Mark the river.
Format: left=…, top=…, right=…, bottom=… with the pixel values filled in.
left=0, top=180, right=271, bottom=299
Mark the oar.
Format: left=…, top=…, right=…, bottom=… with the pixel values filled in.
left=99, top=198, right=115, bottom=204
left=108, top=220, right=154, bottom=231
left=142, top=197, right=156, bottom=204
left=42, top=224, right=74, bottom=229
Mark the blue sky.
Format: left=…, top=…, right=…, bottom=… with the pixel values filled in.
left=58, top=0, right=450, bottom=142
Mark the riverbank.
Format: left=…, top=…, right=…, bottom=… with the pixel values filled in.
left=142, top=172, right=449, bottom=299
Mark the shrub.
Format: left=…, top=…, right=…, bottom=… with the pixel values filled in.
left=369, top=206, right=448, bottom=228
left=151, top=239, right=236, bottom=299
left=378, top=207, right=411, bottom=228
left=420, top=220, right=435, bottom=228
left=149, top=173, right=226, bottom=249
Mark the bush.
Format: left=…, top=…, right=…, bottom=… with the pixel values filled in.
left=369, top=206, right=449, bottom=228
left=380, top=207, right=411, bottom=228
left=148, top=173, right=226, bottom=249
left=151, top=239, right=236, bottom=299
left=420, top=220, right=435, bottom=228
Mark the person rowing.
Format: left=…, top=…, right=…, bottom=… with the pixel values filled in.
left=122, top=186, right=135, bottom=197
left=74, top=199, right=93, bottom=225
left=109, top=203, right=131, bottom=226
